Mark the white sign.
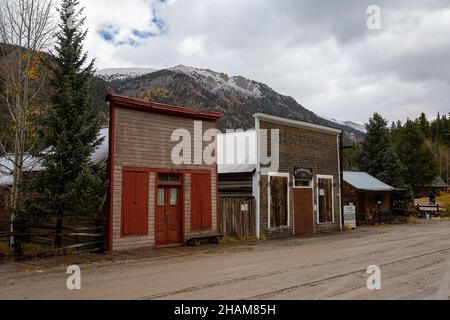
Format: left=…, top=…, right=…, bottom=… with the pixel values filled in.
left=241, top=203, right=249, bottom=212
left=344, top=205, right=356, bottom=229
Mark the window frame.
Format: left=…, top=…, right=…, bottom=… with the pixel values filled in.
left=316, top=174, right=335, bottom=224
left=293, top=177, right=313, bottom=189
left=268, top=172, right=290, bottom=229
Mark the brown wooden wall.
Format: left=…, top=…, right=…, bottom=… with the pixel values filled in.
left=343, top=181, right=392, bottom=222
left=111, top=107, right=218, bottom=251
left=259, top=120, right=341, bottom=237
left=219, top=197, right=256, bottom=239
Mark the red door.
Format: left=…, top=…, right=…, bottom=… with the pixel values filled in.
left=155, top=186, right=182, bottom=245
left=191, top=173, right=212, bottom=230
left=122, top=171, right=149, bottom=236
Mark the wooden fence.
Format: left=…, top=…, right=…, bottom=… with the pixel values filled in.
left=219, top=196, right=256, bottom=239
left=0, top=216, right=106, bottom=258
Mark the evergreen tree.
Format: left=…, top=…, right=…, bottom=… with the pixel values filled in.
left=393, top=120, right=438, bottom=189
left=357, top=113, right=405, bottom=187
left=417, top=112, right=430, bottom=137
left=28, top=0, right=106, bottom=247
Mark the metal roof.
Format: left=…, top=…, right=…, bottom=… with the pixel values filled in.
left=430, top=176, right=448, bottom=188
left=217, top=130, right=257, bottom=174
left=343, top=171, right=396, bottom=191
left=0, top=128, right=109, bottom=186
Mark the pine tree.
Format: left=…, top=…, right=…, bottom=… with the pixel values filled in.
left=393, top=120, right=438, bottom=190
left=357, top=113, right=405, bottom=187
left=28, top=0, right=106, bottom=247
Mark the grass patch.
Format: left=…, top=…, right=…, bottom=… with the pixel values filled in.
left=223, top=235, right=259, bottom=243
left=0, top=238, right=10, bottom=256
left=406, top=216, right=420, bottom=224
left=438, top=192, right=450, bottom=217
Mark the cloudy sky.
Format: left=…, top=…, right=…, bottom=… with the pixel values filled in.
left=69, top=0, right=449, bottom=124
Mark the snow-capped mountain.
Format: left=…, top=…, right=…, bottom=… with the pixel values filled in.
left=323, top=116, right=366, bottom=133
left=169, top=65, right=262, bottom=98
left=96, top=67, right=158, bottom=82
left=94, top=64, right=365, bottom=145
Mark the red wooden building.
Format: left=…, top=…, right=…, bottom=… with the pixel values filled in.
left=107, top=95, right=222, bottom=252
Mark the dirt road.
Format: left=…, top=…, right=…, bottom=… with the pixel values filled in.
left=1, top=221, right=449, bottom=300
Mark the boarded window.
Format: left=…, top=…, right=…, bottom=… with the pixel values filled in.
left=269, top=175, right=288, bottom=227
left=318, top=177, right=333, bottom=223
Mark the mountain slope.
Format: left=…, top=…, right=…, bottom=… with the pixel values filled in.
left=96, top=65, right=364, bottom=144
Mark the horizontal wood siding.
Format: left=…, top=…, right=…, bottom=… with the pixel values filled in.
left=112, top=107, right=218, bottom=251
left=259, top=120, right=341, bottom=237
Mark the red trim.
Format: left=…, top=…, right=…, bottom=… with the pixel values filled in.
left=122, top=167, right=211, bottom=175
left=216, top=163, right=220, bottom=233
left=106, top=94, right=223, bottom=121
left=107, top=103, right=116, bottom=252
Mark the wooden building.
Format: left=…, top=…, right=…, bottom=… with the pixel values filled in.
left=107, top=95, right=222, bottom=252
left=415, top=176, right=448, bottom=197
left=342, top=171, right=396, bottom=224
left=218, top=113, right=343, bottom=239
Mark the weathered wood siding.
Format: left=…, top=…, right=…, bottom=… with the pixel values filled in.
left=219, top=196, right=256, bottom=238
left=112, top=107, right=218, bottom=251
left=259, top=120, right=341, bottom=237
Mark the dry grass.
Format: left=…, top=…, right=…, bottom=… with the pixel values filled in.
left=437, top=192, right=450, bottom=217
left=0, top=238, right=10, bottom=256
left=342, top=224, right=352, bottom=232
left=407, top=216, right=420, bottom=224
left=224, top=235, right=259, bottom=242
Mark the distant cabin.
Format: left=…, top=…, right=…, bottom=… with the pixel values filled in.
left=342, top=171, right=397, bottom=225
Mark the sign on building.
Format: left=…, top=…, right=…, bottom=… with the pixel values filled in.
left=344, top=204, right=356, bottom=229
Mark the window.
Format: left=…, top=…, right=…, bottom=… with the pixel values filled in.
left=157, top=188, right=165, bottom=206
left=294, top=179, right=312, bottom=188
left=374, top=195, right=383, bottom=206
left=269, top=173, right=289, bottom=228
left=170, top=188, right=178, bottom=206
left=317, top=176, right=334, bottom=223
left=158, top=174, right=181, bottom=183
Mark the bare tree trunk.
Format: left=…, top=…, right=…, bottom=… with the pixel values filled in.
left=0, top=0, right=53, bottom=252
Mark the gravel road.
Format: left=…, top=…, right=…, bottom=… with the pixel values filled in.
left=1, top=220, right=449, bottom=300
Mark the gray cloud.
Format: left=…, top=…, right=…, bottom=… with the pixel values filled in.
left=78, top=0, right=450, bottom=123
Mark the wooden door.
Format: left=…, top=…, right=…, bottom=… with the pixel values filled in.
left=294, top=188, right=314, bottom=235
left=155, top=187, right=182, bottom=245
left=122, top=171, right=149, bottom=236
left=191, top=173, right=212, bottom=230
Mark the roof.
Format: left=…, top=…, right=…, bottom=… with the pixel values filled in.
left=0, top=155, right=42, bottom=186
left=106, top=94, right=223, bottom=121
left=0, top=128, right=109, bottom=186
left=430, top=176, right=448, bottom=188
left=254, top=113, right=342, bottom=135
left=217, top=130, right=257, bottom=174
left=343, top=171, right=396, bottom=192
